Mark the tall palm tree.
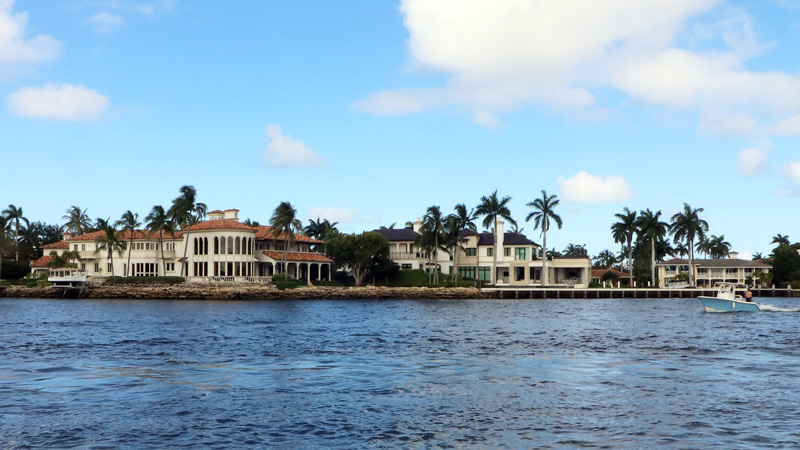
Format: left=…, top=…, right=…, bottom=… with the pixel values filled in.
left=771, top=234, right=790, bottom=247
left=419, top=205, right=446, bottom=284
left=476, top=191, right=516, bottom=284
left=611, top=207, right=637, bottom=286
left=62, top=205, right=93, bottom=236
left=145, top=205, right=175, bottom=276
left=270, top=201, right=302, bottom=276
left=304, top=218, right=339, bottom=240
left=167, top=185, right=207, bottom=276
left=752, top=252, right=765, bottom=261
left=695, top=235, right=713, bottom=258
left=593, top=249, right=618, bottom=269
left=526, top=190, right=562, bottom=287
left=563, top=243, right=587, bottom=257
left=636, top=209, right=668, bottom=285
left=669, top=203, right=709, bottom=287
left=116, top=211, right=141, bottom=276
left=448, top=204, right=477, bottom=283
left=94, top=218, right=126, bottom=276
left=672, top=242, right=689, bottom=258
left=709, top=234, right=731, bottom=259
left=2, top=204, right=28, bottom=261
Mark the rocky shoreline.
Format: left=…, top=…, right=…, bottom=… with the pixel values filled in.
left=0, top=284, right=484, bottom=300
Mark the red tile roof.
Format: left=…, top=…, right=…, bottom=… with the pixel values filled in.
left=591, top=268, right=627, bottom=278
left=43, top=241, right=69, bottom=249
left=188, top=219, right=255, bottom=231
left=253, top=226, right=322, bottom=244
left=262, top=251, right=333, bottom=263
left=31, top=255, right=54, bottom=268
left=208, top=210, right=224, bottom=214
left=66, top=229, right=183, bottom=241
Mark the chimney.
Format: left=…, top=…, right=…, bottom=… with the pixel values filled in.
left=413, top=217, right=423, bottom=233
left=495, top=219, right=504, bottom=253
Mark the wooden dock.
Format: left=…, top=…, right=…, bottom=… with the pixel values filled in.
left=481, top=287, right=798, bottom=299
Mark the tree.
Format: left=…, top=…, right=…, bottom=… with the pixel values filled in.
left=611, top=207, right=637, bottom=286
left=669, top=203, right=709, bottom=287
left=447, top=204, right=477, bottom=283
left=168, top=185, right=207, bottom=276
left=304, top=218, right=339, bottom=240
left=325, top=232, right=390, bottom=286
left=708, top=234, right=731, bottom=259
left=771, top=234, right=791, bottom=247
left=752, top=252, right=765, bottom=260
left=145, top=205, right=176, bottom=276
left=418, top=205, right=446, bottom=283
left=62, top=205, right=93, bottom=236
left=2, top=204, right=28, bottom=261
left=771, top=244, right=800, bottom=287
left=46, top=249, right=81, bottom=269
left=94, top=218, right=126, bottom=276
left=270, top=201, right=302, bottom=276
left=636, top=209, right=668, bottom=285
left=563, top=243, right=588, bottom=257
left=526, top=190, right=562, bottom=287
left=695, top=235, right=712, bottom=258
left=593, top=249, right=618, bottom=269
left=116, top=210, right=141, bottom=276
left=476, top=190, right=516, bottom=284
left=242, top=218, right=261, bottom=227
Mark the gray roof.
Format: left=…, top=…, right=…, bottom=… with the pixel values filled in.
left=371, top=228, right=420, bottom=241
left=477, top=232, right=539, bottom=247
left=658, top=258, right=772, bottom=268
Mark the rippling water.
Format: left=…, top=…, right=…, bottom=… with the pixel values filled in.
left=2, top=297, right=800, bottom=449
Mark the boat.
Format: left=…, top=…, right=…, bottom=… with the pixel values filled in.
left=47, top=268, right=88, bottom=288
left=699, top=283, right=760, bottom=312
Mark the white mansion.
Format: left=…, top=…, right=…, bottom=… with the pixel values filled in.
left=31, top=209, right=333, bottom=282
left=374, top=218, right=592, bottom=287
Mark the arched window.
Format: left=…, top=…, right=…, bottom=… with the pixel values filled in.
left=193, top=237, right=198, bottom=255
left=227, top=237, right=234, bottom=254
left=220, top=236, right=226, bottom=254
left=235, top=237, right=241, bottom=254
left=214, top=237, right=219, bottom=254
left=204, top=237, right=209, bottom=255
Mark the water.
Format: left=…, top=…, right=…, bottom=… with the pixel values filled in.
left=2, top=297, right=800, bottom=449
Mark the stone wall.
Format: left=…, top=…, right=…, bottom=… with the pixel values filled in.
left=0, top=284, right=484, bottom=300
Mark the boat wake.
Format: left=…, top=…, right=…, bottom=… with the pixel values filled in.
left=758, top=304, right=800, bottom=312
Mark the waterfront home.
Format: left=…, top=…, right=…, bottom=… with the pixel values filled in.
left=30, top=209, right=333, bottom=283
left=590, top=268, right=631, bottom=286
left=656, top=258, right=772, bottom=288
left=374, top=218, right=592, bottom=287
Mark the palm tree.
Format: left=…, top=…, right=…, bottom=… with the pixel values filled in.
left=709, top=234, right=731, bottom=259
left=526, top=190, right=562, bottom=287
left=270, top=201, right=302, bottom=277
left=167, top=185, right=207, bottom=276
left=752, top=252, right=765, bottom=261
left=62, top=205, right=93, bottom=236
left=94, top=218, right=126, bottom=276
left=419, top=205, right=446, bottom=284
left=611, top=207, right=637, bottom=286
left=771, top=234, right=791, bottom=247
left=695, top=235, right=712, bottom=258
left=669, top=203, right=709, bottom=287
left=2, top=204, right=28, bottom=261
left=115, top=211, right=141, bottom=276
left=672, top=242, right=689, bottom=258
left=304, top=218, right=339, bottom=240
left=563, top=243, right=587, bottom=257
left=242, top=218, right=261, bottom=227
left=593, top=249, right=618, bottom=269
left=476, top=191, right=516, bottom=284
left=145, top=205, right=175, bottom=276
left=636, top=209, right=668, bottom=285
left=448, top=204, right=478, bottom=283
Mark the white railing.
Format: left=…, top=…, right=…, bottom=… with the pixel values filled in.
left=390, top=252, right=422, bottom=259
left=185, top=276, right=272, bottom=284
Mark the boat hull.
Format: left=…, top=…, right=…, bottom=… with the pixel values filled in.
left=699, top=296, right=760, bottom=312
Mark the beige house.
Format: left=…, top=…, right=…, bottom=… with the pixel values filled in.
left=31, top=209, right=332, bottom=283
left=656, top=258, right=772, bottom=288
left=374, top=219, right=591, bottom=287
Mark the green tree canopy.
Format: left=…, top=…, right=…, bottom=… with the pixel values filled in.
left=325, top=232, right=390, bottom=286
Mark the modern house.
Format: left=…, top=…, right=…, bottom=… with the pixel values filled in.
left=374, top=218, right=592, bottom=287
left=656, top=257, right=772, bottom=288
left=30, top=209, right=333, bottom=283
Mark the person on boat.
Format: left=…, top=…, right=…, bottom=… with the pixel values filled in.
left=745, top=288, right=753, bottom=302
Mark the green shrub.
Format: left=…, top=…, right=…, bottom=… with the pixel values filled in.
left=589, top=281, right=602, bottom=288
left=313, top=280, right=343, bottom=287
left=274, top=281, right=298, bottom=290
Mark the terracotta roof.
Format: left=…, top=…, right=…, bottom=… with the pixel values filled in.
left=224, top=208, right=239, bottom=212
left=262, top=251, right=333, bottom=263
left=253, top=226, right=322, bottom=244
left=208, top=210, right=224, bottom=214
left=31, top=255, right=54, bottom=268
left=591, top=268, right=627, bottom=278
left=43, top=241, right=69, bottom=249
left=188, top=219, right=255, bottom=232
left=659, top=258, right=772, bottom=268
left=66, top=229, right=183, bottom=241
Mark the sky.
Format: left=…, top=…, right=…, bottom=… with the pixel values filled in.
left=2, top=0, right=800, bottom=259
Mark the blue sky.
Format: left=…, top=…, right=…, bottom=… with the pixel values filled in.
left=2, top=0, right=800, bottom=259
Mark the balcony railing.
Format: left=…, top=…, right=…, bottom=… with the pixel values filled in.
left=390, top=251, right=423, bottom=260
left=185, top=276, right=272, bottom=284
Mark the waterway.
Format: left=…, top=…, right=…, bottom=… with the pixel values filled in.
left=2, top=297, right=800, bottom=449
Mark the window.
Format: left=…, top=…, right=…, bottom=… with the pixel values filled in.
left=458, top=266, right=476, bottom=279
left=166, top=263, right=175, bottom=272
left=504, top=247, right=511, bottom=257
left=227, top=237, right=234, bottom=254
left=107, top=263, right=113, bottom=273
left=94, top=263, right=100, bottom=273
left=515, top=248, right=528, bottom=260
left=487, top=248, right=493, bottom=257
left=74, top=244, right=79, bottom=251
left=478, top=266, right=491, bottom=282
left=81, top=244, right=86, bottom=251
left=220, top=236, right=226, bottom=254
left=465, top=248, right=477, bottom=257
left=401, top=263, right=412, bottom=270
left=80, top=263, right=86, bottom=271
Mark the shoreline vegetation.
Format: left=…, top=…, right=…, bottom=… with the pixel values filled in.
left=0, top=284, right=484, bottom=300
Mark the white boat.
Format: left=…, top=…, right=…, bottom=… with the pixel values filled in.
left=48, top=268, right=88, bottom=288
left=698, top=283, right=760, bottom=312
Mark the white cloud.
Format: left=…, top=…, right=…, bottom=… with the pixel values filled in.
left=356, top=0, right=800, bottom=135
left=557, top=171, right=635, bottom=204
left=0, top=0, right=61, bottom=75
left=736, top=146, right=769, bottom=176
left=86, top=11, right=124, bottom=33
left=6, top=83, right=110, bottom=121
left=784, top=161, right=800, bottom=185
left=262, top=124, right=326, bottom=169
left=306, top=207, right=360, bottom=224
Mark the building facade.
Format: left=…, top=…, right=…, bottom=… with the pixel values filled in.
left=31, top=209, right=333, bottom=283
left=374, top=218, right=592, bottom=287
left=656, top=258, right=772, bottom=288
